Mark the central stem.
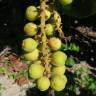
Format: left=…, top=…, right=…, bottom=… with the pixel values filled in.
left=40, top=0, right=51, bottom=77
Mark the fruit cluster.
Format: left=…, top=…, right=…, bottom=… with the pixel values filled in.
left=22, top=1, right=68, bottom=92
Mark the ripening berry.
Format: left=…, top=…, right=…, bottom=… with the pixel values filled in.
left=29, top=61, right=44, bottom=79
left=49, top=37, right=61, bottom=51
left=25, top=6, right=38, bottom=21
left=24, top=49, right=39, bottom=61
left=37, top=76, right=50, bottom=91
left=59, top=0, right=73, bottom=6
left=24, top=23, right=38, bottom=36
left=51, top=51, right=67, bottom=66
left=45, top=9, right=51, bottom=21
left=51, top=75, right=67, bottom=91
left=45, top=24, right=54, bottom=36
left=22, top=38, right=38, bottom=52
left=52, top=66, right=66, bottom=75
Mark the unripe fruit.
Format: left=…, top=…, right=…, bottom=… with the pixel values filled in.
left=24, top=49, right=39, bottom=61
left=59, top=0, right=73, bottom=6
left=45, top=24, right=54, bottom=36
left=22, top=38, right=38, bottom=52
left=52, top=66, right=66, bottom=75
left=29, top=62, right=44, bottom=79
left=25, top=6, right=38, bottom=21
left=49, top=37, right=61, bottom=51
left=51, top=51, right=67, bottom=66
left=51, top=75, right=67, bottom=91
left=24, top=23, right=38, bottom=36
left=45, top=9, right=51, bottom=21
left=37, top=76, right=50, bottom=91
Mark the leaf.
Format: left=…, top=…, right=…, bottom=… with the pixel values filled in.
left=57, top=0, right=96, bottom=18
left=66, top=56, right=76, bottom=67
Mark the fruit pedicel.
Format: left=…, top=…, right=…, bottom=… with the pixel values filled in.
left=21, top=0, right=73, bottom=92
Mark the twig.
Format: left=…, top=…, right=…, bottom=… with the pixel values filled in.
left=72, top=26, right=96, bottom=39
left=48, top=89, right=55, bottom=96
left=0, top=46, right=11, bottom=56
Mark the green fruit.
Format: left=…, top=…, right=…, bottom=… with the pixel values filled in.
left=25, top=6, right=38, bottom=21
left=59, top=0, right=73, bottom=6
left=37, top=76, right=50, bottom=91
left=51, top=75, right=67, bottom=91
left=24, top=23, right=38, bottom=36
left=52, top=66, right=66, bottom=75
left=22, top=38, right=38, bottom=52
left=45, top=24, right=54, bottom=36
left=51, top=51, right=67, bottom=66
left=49, top=37, right=61, bottom=51
left=29, top=62, right=44, bottom=79
left=24, top=49, right=39, bottom=61
left=45, top=9, right=51, bottom=21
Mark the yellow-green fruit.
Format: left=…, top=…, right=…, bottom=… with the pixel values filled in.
left=51, top=51, right=67, bottom=66
left=24, top=23, right=38, bottom=36
left=24, top=49, right=39, bottom=61
left=51, top=75, right=67, bottom=91
left=22, top=38, right=38, bottom=52
left=45, top=24, right=54, bottom=36
left=29, top=62, right=44, bottom=79
left=37, top=76, right=50, bottom=91
left=49, top=37, right=61, bottom=51
left=59, top=0, right=73, bottom=6
left=52, top=66, right=66, bottom=75
left=25, top=6, right=38, bottom=21
left=45, top=9, right=51, bottom=21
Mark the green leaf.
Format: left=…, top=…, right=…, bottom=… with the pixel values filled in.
left=66, top=56, right=76, bottom=67
left=70, top=43, right=79, bottom=52
left=58, top=0, right=96, bottom=18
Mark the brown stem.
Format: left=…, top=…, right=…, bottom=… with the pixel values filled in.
left=48, top=89, right=55, bottom=96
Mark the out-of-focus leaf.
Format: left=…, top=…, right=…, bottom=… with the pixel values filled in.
left=61, top=43, right=79, bottom=52
left=66, top=56, right=76, bottom=67
left=57, top=0, right=96, bottom=18
left=70, top=43, right=79, bottom=52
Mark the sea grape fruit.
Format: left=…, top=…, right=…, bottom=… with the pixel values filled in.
left=49, top=37, right=61, bottom=51
left=59, top=0, right=73, bottom=6
left=24, top=22, right=38, bottom=36
left=45, top=24, right=54, bottom=36
left=24, top=49, right=39, bottom=61
left=52, top=66, right=66, bottom=75
left=29, top=61, right=44, bottom=79
left=37, top=76, right=50, bottom=91
left=22, top=38, right=38, bottom=52
left=45, top=9, right=51, bottom=21
left=51, top=51, right=67, bottom=66
left=51, top=75, right=67, bottom=91
left=25, top=6, right=38, bottom=21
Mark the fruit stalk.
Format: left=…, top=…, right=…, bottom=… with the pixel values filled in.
left=40, top=0, right=51, bottom=77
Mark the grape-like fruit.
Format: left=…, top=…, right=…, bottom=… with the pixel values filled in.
left=29, top=61, right=44, bottom=79
left=37, top=76, right=50, bottom=91
left=51, top=51, right=67, bottom=66
left=24, top=23, right=38, bottom=36
left=45, top=24, right=54, bottom=36
left=51, top=75, right=67, bottom=91
left=49, top=37, right=61, bottom=51
left=59, top=0, right=73, bottom=6
left=52, top=66, right=66, bottom=75
left=24, top=49, right=39, bottom=61
left=22, top=38, right=38, bottom=52
left=45, top=9, right=51, bottom=21
left=25, top=6, right=38, bottom=21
